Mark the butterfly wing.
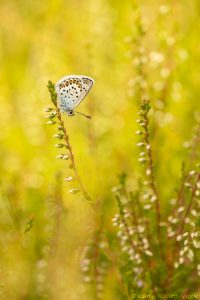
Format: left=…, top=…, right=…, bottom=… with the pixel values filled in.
left=55, top=76, right=83, bottom=112
left=74, top=76, right=94, bottom=108
left=55, top=75, right=94, bottom=112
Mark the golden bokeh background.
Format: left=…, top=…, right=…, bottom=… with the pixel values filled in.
left=0, top=0, right=200, bottom=299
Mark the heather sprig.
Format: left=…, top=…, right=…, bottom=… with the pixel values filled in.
left=81, top=228, right=109, bottom=299
left=110, top=99, right=200, bottom=296
left=125, top=6, right=149, bottom=104
left=46, top=81, right=92, bottom=202
left=111, top=174, right=156, bottom=293
left=136, top=100, right=163, bottom=257
left=167, top=168, right=200, bottom=272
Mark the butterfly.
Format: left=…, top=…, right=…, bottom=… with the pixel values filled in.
left=55, top=75, right=94, bottom=119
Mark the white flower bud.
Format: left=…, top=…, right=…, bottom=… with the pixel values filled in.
left=145, top=250, right=153, bottom=256
left=146, top=169, right=151, bottom=176
left=137, top=280, right=143, bottom=288
left=168, top=231, right=175, bottom=237
left=47, top=120, right=56, bottom=125
left=138, top=157, right=147, bottom=163
left=62, top=155, right=69, bottom=160
left=176, top=235, right=182, bottom=242
left=53, top=133, right=64, bottom=139
left=83, top=276, right=91, bottom=283
left=184, top=182, right=191, bottom=188
left=171, top=218, right=178, bottom=224
left=187, top=249, right=194, bottom=261
left=179, top=257, right=184, bottom=264
left=144, top=204, right=151, bottom=210
left=191, top=209, right=197, bottom=217
left=178, top=206, right=185, bottom=213
left=136, top=130, right=143, bottom=135
left=193, top=240, right=200, bottom=249
left=189, top=170, right=196, bottom=176
left=150, top=195, right=157, bottom=202
left=174, top=262, right=179, bottom=269
left=64, top=176, right=74, bottom=182
left=56, top=154, right=64, bottom=159
left=138, top=226, right=145, bottom=233
left=139, top=152, right=146, bottom=156
left=136, top=142, right=145, bottom=147
left=136, top=119, right=143, bottom=124
left=54, top=143, right=65, bottom=148
left=68, top=188, right=80, bottom=194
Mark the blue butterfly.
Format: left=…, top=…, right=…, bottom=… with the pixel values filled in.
left=55, top=75, right=94, bottom=118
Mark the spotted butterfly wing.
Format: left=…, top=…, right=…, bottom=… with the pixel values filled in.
left=55, top=75, right=94, bottom=113
left=55, top=75, right=82, bottom=113
left=80, top=76, right=94, bottom=101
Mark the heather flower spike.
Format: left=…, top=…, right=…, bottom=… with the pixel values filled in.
left=46, top=80, right=93, bottom=203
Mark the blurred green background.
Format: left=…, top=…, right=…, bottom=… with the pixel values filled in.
left=0, top=0, right=200, bottom=299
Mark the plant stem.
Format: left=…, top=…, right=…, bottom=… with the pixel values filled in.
left=47, top=81, right=93, bottom=203
left=178, top=172, right=200, bottom=235
left=57, top=107, right=92, bottom=202
left=143, top=109, right=163, bottom=258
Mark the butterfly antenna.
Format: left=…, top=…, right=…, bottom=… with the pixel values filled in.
left=75, top=111, right=92, bottom=119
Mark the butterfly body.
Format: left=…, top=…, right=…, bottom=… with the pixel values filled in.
left=55, top=75, right=94, bottom=116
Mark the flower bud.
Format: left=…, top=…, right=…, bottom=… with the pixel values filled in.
left=136, top=142, right=145, bottom=147
left=145, top=250, right=153, bottom=256
left=54, top=143, right=65, bottom=148
left=136, top=130, right=143, bottom=135
left=189, top=170, right=196, bottom=176
left=68, top=188, right=80, bottom=194
left=138, top=157, right=146, bottom=163
left=62, top=155, right=69, bottom=160
left=44, top=107, right=53, bottom=112
left=56, top=154, right=64, bottom=159
left=53, top=133, right=64, bottom=139
left=139, top=152, right=146, bottom=156
left=64, top=176, right=74, bottom=182
left=136, top=119, right=144, bottom=124
left=46, top=120, right=56, bottom=125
